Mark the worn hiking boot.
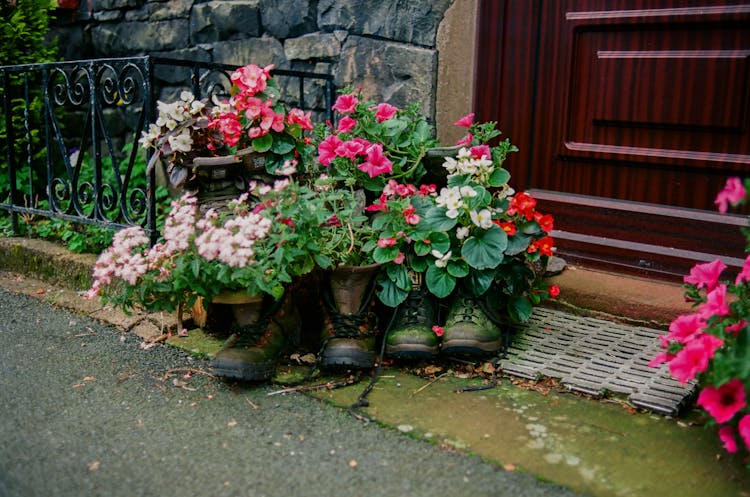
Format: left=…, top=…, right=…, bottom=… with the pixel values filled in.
left=441, top=293, right=503, bottom=357
left=210, top=294, right=300, bottom=381
left=385, top=277, right=439, bottom=359
left=319, top=264, right=380, bottom=369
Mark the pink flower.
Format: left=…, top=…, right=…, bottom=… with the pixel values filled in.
left=230, top=64, right=273, bottom=94
left=365, top=195, right=388, bottom=213
left=668, top=333, right=724, bottom=384
left=697, top=379, right=746, bottom=423
left=242, top=96, right=265, bottom=119
left=337, top=116, right=357, bottom=133
left=666, top=313, right=706, bottom=344
left=393, top=252, right=405, bottom=264
left=725, top=321, right=747, bottom=336
left=332, top=93, right=359, bottom=114
left=286, top=108, right=313, bottom=130
left=718, top=426, right=738, bottom=453
left=454, top=112, right=475, bottom=128
left=432, top=325, right=444, bottom=337
left=699, top=284, right=731, bottom=318
left=374, top=103, right=398, bottom=122
left=469, top=144, right=491, bottom=160
left=648, top=351, right=675, bottom=368
left=403, top=204, right=420, bottom=225
left=335, top=139, right=367, bottom=159
left=318, top=135, right=343, bottom=166
left=739, top=415, right=750, bottom=450
left=714, top=177, right=746, bottom=214
left=683, top=259, right=726, bottom=291
left=357, top=143, right=393, bottom=178
left=456, top=133, right=473, bottom=146
left=735, top=255, right=750, bottom=286
left=377, top=237, right=397, bottom=248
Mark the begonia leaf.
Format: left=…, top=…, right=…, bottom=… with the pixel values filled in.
left=462, top=225, right=507, bottom=269
left=426, top=264, right=456, bottom=298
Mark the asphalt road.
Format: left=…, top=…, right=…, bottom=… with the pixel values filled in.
left=0, top=289, right=583, bottom=497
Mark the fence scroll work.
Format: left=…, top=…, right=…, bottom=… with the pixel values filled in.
left=0, top=56, right=334, bottom=242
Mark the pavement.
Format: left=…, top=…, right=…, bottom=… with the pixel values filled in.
left=4, top=236, right=747, bottom=497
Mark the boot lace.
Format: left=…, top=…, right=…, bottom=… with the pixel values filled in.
left=396, top=286, right=433, bottom=327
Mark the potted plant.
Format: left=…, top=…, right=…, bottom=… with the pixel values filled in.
left=368, top=114, right=559, bottom=359
left=140, top=64, right=315, bottom=203
left=85, top=171, right=326, bottom=381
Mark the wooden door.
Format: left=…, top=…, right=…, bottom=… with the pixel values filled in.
left=475, top=0, right=750, bottom=280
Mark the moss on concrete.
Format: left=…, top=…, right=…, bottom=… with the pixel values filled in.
left=0, top=237, right=95, bottom=291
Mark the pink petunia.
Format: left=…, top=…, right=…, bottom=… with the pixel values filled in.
left=699, top=284, right=731, bottom=318
left=374, top=103, right=398, bottom=122
left=735, top=255, right=750, bottom=286
left=718, top=425, right=738, bottom=453
left=337, top=116, right=357, bottom=133
left=357, top=143, right=393, bottom=178
left=648, top=351, right=675, bottom=368
left=683, top=259, right=726, bottom=291
left=332, top=93, right=359, bottom=114
left=668, top=333, right=724, bottom=384
left=335, top=139, right=367, bottom=159
left=739, top=415, right=750, bottom=450
left=666, top=313, right=706, bottom=344
left=725, top=321, right=747, bottom=337
left=318, top=135, right=343, bottom=166
left=697, top=379, right=746, bottom=423
left=714, top=177, right=746, bottom=214
left=454, top=112, right=475, bottom=128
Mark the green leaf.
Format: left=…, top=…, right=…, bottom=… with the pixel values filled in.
left=467, top=268, right=495, bottom=296
left=252, top=134, right=273, bottom=153
left=424, top=206, right=458, bottom=232
left=381, top=118, right=407, bottom=137
left=488, top=167, right=511, bottom=187
left=386, top=263, right=411, bottom=291
left=428, top=231, right=451, bottom=253
left=461, top=226, right=507, bottom=269
left=508, top=296, right=533, bottom=322
left=447, top=259, right=470, bottom=278
left=374, top=246, right=399, bottom=264
left=271, top=134, right=295, bottom=155
left=426, top=265, right=456, bottom=298
left=505, top=233, right=532, bottom=255
left=377, top=278, right=408, bottom=307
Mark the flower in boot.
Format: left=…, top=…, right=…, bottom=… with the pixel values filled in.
left=697, top=378, right=746, bottom=423
left=668, top=334, right=724, bottom=384
left=699, top=284, right=731, bottom=318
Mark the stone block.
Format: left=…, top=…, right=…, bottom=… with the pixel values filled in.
left=284, top=33, right=340, bottom=61
left=336, top=36, right=437, bottom=117
left=259, top=0, right=314, bottom=39
left=190, top=1, right=261, bottom=45
left=318, top=0, right=452, bottom=46
left=91, top=20, right=189, bottom=55
left=210, top=37, right=287, bottom=69
left=91, top=0, right=142, bottom=9
left=150, top=0, right=193, bottom=21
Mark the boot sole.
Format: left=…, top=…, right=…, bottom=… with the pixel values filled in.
left=441, top=338, right=501, bottom=357
left=210, top=359, right=276, bottom=382
left=385, top=343, right=439, bottom=359
left=320, top=349, right=375, bottom=369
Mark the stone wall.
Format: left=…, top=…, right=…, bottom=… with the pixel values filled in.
left=52, top=0, right=459, bottom=120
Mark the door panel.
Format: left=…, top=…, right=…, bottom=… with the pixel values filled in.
left=475, top=0, right=750, bottom=279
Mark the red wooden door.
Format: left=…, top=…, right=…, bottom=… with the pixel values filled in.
left=475, top=0, right=750, bottom=280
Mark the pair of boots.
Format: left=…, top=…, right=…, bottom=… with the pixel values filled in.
left=209, top=269, right=379, bottom=381
left=385, top=285, right=505, bottom=360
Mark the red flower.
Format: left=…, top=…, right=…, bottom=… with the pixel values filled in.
left=548, top=285, right=560, bottom=298
left=528, top=236, right=554, bottom=257
left=286, top=108, right=313, bottom=130
left=403, top=204, right=420, bottom=225
left=508, top=192, right=537, bottom=220
left=697, top=378, right=746, bottom=423
left=535, top=213, right=554, bottom=233
left=469, top=144, right=491, bottom=160
left=432, top=325, right=444, bottom=337
left=494, top=220, right=516, bottom=236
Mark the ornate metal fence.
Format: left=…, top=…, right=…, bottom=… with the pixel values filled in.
left=0, top=56, right=334, bottom=242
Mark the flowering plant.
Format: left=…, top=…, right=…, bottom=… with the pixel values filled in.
left=140, top=64, right=315, bottom=191
left=313, top=89, right=439, bottom=193
left=650, top=177, right=750, bottom=459
left=367, top=114, right=559, bottom=319
left=85, top=174, right=327, bottom=312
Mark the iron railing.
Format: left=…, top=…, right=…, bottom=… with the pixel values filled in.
left=0, top=56, right=335, bottom=242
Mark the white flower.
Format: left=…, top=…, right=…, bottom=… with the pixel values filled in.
left=168, top=130, right=193, bottom=153
left=278, top=160, right=297, bottom=176
left=456, top=226, right=470, bottom=240
left=180, top=90, right=195, bottom=103
left=431, top=250, right=451, bottom=268
left=470, top=209, right=494, bottom=229
left=459, top=185, right=477, bottom=198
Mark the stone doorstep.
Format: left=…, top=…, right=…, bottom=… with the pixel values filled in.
left=0, top=237, right=691, bottom=328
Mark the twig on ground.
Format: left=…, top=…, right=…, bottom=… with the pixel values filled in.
left=411, top=372, right=448, bottom=397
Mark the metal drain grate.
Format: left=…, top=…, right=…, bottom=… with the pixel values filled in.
left=500, top=307, right=696, bottom=416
